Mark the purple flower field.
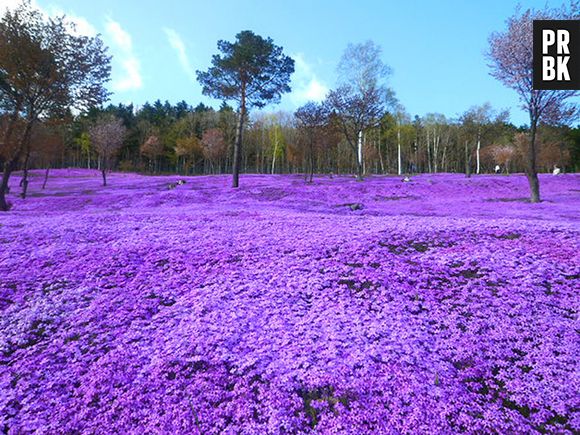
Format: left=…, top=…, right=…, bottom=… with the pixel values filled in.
left=1, top=169, right=579, bottom=434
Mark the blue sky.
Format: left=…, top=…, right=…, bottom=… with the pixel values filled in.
left=1, top=0, right=574, bottom=125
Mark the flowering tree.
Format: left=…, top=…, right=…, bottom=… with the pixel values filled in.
left=487, top=6, right=578, bottom=202
left=201, top=128, right=227, bottom=170
left=89, top=116, right=126, bottom=186
left=488, top=143, right=517, bottom=174
left=140, top=134, right=163, bottom=173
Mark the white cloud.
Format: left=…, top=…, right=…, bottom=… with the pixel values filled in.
left=0, top=1, right=96, bottom=37
left=301, top=79, right=328, bottom=101
left=106, top=17, right=132, bottom=52
left=114, top=58, right=142, bottom=92
left=289, top=53, right=329, bottom=106
left=164, top=27, right=195, bottom=80
left=105, top=17, right=142, bottom=91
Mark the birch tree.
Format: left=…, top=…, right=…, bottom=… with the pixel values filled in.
left=266, top=114, right=285, bottom=174
left=460, top=104, right=510, bottom=175
left=326, top=41, right=393, bottom=180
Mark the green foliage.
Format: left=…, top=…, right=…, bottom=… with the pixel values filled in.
left=268, top=119, right=285, bottom=159
left=76, top=132, right=91, bottom=157
left=196, top=30, right=295, bottom=109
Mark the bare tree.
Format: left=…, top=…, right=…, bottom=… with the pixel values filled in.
left=265, top=114, right=286, bottom=175
left=487, top=5, right=578, bottom=202
left=89, top=116, right=126, bottom=186
left=295, top=102, right=328, bottom=182
left=460, top=104, right=510, bottom=176
left=140, top=134, right=164, bottom=173
left=393, top=104, right=411, bottom=176
left=201, top=128, right=227, bottom=173
left=326, top=41, right=394, bottom=180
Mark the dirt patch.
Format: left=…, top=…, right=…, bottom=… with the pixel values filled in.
left=374, top=195, right=419, bottom=201
left=486, top=197, right=530, bottom=203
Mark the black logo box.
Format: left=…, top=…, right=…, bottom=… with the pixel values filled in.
left=533, top=19, right=580, bottom=90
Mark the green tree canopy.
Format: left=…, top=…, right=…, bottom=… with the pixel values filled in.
left=196, top=30, right=294, bottom=187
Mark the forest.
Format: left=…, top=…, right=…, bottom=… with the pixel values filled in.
left=25, top=98, right=580, bottom=178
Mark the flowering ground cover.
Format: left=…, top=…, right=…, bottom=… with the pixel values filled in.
left=0, top=169, right=579, bottom=434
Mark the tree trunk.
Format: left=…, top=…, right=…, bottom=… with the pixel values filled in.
left=42, top=166, right=50, bottom=189
left=465, top=141, right=471, bottom=178
left=378, top=139, right=385, bottom=174
left=232, top=93, right=246, bottom=188
left=476, top=135, right=481, bottom=175
left=20, top=146, right=31, bottom=199
left=433, top=133, right=440, bottom=173
left=527, top=120, right=540, bottom=203
left=362, top=132, right=366, bottom=175
left=0, top=161, right=15, bottom=211
left=426, top=129, right=432, bottom=173
left=309, top=141, right=314, bottom=183
left=271, top=131, right=278, bottom=175
left=0, top=104, right=23, bottom=211
left=20, top=175, right=29, bottom=199
left=0, top=117, right=34, bottom=211
left=356, top=130, right=363, bottom=180
left=397, top=126, right=402, bottom=176
left=102, top=169, right=107, bottom=186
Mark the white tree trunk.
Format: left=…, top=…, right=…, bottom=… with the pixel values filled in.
left=397, top=126, right=402, bottom=175
left=476, top=136, right=481, bottom=175
left=378, top=139, right=385, bottom=173
left=270, top=150, right=277, bottom=175
left=426, top=129, right=432, bottom=173
left=433, top=132, right=440, bottom=173
left=357, top=130, right=363, bottom=168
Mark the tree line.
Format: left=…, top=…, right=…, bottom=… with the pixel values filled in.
left=1, top=1, right=578, bottom=211
left=20, top=99, right=579, bottom=180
